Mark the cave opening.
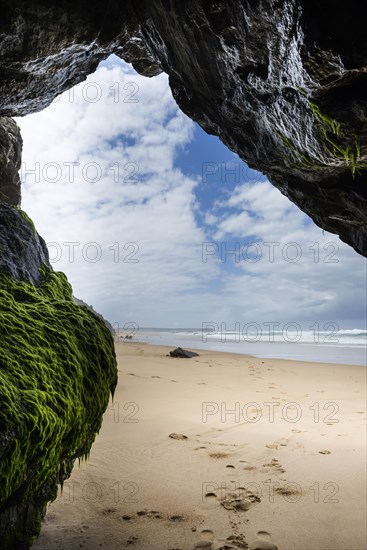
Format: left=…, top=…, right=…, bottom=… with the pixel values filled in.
left=0, top=14, right=366, bottom=550
left=15, top=55, right=366, bottom=352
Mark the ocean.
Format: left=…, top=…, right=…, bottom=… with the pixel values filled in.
left=120, top=327, right=367, bottom=366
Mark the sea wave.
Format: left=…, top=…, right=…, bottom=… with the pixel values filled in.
left=158, top=327, right=367, bottom=346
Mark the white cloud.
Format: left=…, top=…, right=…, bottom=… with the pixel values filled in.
left=16, top=57, right=220, bottom=326
left=205, top=179, right=366, bottom=326
left=16, top=56, right=366, bottom=329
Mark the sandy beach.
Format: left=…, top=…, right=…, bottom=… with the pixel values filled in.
left=32, top=342, right=366, bottom=550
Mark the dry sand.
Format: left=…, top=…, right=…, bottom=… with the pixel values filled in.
left=32, top=342, right=366, bottom=550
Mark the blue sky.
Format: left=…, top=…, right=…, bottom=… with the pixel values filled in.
left=16, top=55, right=367, bottom=330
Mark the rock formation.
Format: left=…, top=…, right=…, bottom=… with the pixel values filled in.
left=72, top=296, right=115, bottom=334
left=0, top=1, right=366, bottom=255
left=169, top=347, right=200, bottom=358
left=1, top=0, right=367, bottom=547
left=0, top=118, right=22, bottom=206
left=0, top=202, right=47, bottom=285
left=0, top=204, right=117, bottom=549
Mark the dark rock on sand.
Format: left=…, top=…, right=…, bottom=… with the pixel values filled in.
left=169, top=347, right=200, bottom=358
left=169, top=433, right=188, bottom=440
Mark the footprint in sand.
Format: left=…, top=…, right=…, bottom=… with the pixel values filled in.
left=260, top=459, right=285, bottom=474
left=194, top=529, right=214, bottom=549
left=218, top=534, right=248, bottom=549
left=126, top=536, right=138, bottom=546
left=102, top=508, right=117, bottom=516
left=151, top=375, right=160, bottom=378
left=204, top=492, right=217, bottom=499
left=266, top=438, right=287, bottom=450
left=209, top=452, right=230, bottom=459
left=220, top=489, right=260, bottom=511
left=136, top=510, right=181, bottom=521
left=275, top=485, right=302, bottom=498
left=169, top=433, right=188, bottom=440
left=136, top=510, right=160, bottom=518
left=170, top=515, right=186, bottom=522
left=319, top=449, right=331, bottom=454
left=249, top=531, right=278, bottom=550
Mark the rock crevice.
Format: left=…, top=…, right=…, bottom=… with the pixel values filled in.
left=0, top=118, right=22, bottom=206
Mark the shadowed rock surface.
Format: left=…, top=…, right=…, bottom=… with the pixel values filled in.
left=0, top=203, right=48, bottom=285
left=0, top=0, right=366, bottom=255
left=0, top=118, right=22, bottom=206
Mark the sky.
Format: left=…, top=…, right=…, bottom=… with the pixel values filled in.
left=16, top=55, right=367, bottom=331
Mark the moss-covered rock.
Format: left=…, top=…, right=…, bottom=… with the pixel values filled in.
left=0, top=206, right=117, bottom=548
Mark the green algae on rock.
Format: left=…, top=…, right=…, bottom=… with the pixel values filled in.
left=0, top=206, right=117, bottom=548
